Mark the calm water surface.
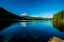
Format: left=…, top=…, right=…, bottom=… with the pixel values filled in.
left=0, top=20, right=64, bottom=42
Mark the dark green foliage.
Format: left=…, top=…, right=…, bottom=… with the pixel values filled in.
left=42, top=18, right=52, bottom=20
left=53, top=10, right=64, bottom=21
left=26, top=17, right=43, bottom=20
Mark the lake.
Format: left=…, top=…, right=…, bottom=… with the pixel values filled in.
left=0, top=20, right=64, bottom=42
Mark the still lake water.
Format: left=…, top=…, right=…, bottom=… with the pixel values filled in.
left=0, top=20, right=64, bottom=42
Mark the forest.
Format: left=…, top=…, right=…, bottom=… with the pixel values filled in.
left=53, top=10, right=64, bottom=21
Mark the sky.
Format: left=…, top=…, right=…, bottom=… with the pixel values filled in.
left=0, top=0, right=64, bottom=18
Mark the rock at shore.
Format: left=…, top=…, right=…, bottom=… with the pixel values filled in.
left=22, top=34, right=39, bottom=40
left=48, top=36, right=64, bottom=42
left=3, top=35, right=15, bottom=42
left=29, top=35, right=39, bottom=40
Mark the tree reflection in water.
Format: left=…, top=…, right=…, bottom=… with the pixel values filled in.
left=52, top=21, right=64, bottom=32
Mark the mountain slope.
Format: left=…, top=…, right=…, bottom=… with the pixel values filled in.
left=0, top=7, right=26, bottom=20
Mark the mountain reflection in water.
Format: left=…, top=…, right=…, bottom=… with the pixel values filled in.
left=21, top=22, right=26, bottom=27
left=0, top=20, right=18, bottom=31
left=0, top=20, right=64, bottom=42
left=21, top=21, right=36, bottom=27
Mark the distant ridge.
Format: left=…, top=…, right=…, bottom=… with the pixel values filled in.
left=0, top=7, right=26, bottom=20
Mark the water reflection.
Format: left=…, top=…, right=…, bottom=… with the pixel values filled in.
left=52, top=21, right=64, bottom=32
left=0, top=20, right=64, bottom=42
left=0, top=20, right=18, bottom=31
left=20, top=20, right=42, bottom=27
left=21, top=22, right=26, bottom=27
left=20, top=20, right=51, bottom=27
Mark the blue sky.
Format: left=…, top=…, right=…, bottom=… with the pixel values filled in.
left=0, top=0, right=64, bottom=18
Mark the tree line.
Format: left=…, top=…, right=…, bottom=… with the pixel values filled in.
left=53, top=10, right=64, bottom=21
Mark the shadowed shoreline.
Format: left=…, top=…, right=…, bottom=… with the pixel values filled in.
left=0, top=20, right=19, bottom=31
